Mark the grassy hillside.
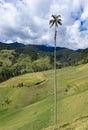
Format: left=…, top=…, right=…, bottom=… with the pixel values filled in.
left=0, top=64, right=88, bottom=130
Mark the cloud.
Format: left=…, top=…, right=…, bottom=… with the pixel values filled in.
left=0, top=0, right=88, bottom=49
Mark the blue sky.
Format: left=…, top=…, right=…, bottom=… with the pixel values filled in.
left=0, top=0, right=88, bottom=50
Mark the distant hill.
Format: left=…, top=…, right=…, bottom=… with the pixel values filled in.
left=0, top=42, right=79, bottom=65
left=0, top=42, right=88, bottom=82
left=28, top=44, right=65, bottom=52
left=0, top=42, right=25, bottom=49
left=9, top=42, right=25, bottom=48
left=0, top=41, right=78, bottom=52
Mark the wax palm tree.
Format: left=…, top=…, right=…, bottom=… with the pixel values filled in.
left=49, top=15, right=62, bottom=125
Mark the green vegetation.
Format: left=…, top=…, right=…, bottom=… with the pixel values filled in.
left=0, top=46, right=51, bottom=82
left=0, top=42, right=88, bottom=82
left=0, top=49, right=16, bottom=66
left=0, top=64, right=88, bottom=130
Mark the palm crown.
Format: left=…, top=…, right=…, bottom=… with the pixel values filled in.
left=49, top=15, right=62, bottom=28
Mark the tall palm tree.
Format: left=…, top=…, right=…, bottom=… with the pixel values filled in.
left=49, top=15, right=62, bottom=125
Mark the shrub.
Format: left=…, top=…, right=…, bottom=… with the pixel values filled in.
left=17, top=82, right=23, bottom=87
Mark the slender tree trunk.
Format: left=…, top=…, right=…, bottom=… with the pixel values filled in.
left=54, top=24, right=57, bottom=125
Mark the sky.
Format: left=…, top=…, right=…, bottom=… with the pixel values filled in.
left=0, top=0, right=88, bottom=50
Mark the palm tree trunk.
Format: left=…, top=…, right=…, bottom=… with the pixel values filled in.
left=54, top=24, right=57, bottom=125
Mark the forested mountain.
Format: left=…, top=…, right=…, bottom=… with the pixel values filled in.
left=0, top=42, right=88, bottom=82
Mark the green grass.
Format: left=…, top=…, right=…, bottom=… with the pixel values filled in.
left=0, top=72, right=46, bottom=109
left=0, top=64, right=88, bottom=130
left=0, top=72, right=45, bottom=88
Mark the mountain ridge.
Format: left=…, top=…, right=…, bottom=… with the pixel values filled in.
left=0, top=41, right=82, bottom=52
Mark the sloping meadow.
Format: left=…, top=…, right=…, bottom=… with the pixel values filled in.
left=0, top=64, right=88, bottom=130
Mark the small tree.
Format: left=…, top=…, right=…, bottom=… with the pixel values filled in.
left=49, top=15, right=62, bottom=125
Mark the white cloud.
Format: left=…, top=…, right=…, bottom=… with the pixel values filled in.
left=0, top=0, right=88, bottom=49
